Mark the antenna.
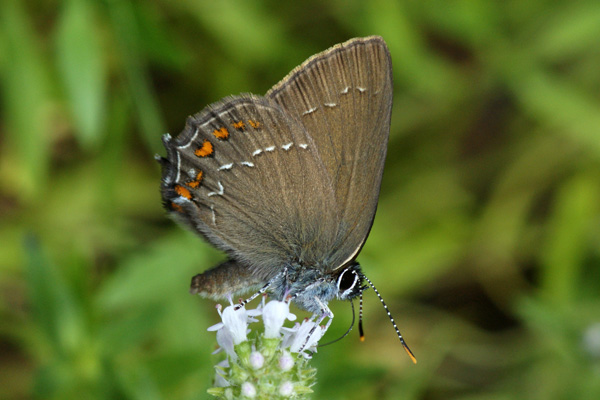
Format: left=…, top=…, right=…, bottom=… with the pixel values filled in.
left=358, top=290, right=365, bottom=341
left=361, top=273, right=417, bottom=364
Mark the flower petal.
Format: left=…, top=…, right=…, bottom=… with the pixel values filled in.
left=221, top=305, right=248, bottom=345
left=263, top=300, right=296, bottom=338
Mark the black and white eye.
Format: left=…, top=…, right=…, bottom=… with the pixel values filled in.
left=338, top=269, right=355, bottom=291
left=337, top=266, right=360, bottom=299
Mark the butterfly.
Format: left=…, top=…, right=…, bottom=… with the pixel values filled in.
left=156, top=36, right=415, bottom=362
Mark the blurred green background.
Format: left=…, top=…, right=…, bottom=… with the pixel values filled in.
left=2, top=0, right=600, bottom=399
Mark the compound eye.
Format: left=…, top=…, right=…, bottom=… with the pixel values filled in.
left=338, top=268, right=357, bottom=292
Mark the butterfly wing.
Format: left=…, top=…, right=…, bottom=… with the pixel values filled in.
left=266, top=36, right=393, bottom=270
left=158, top=95, right=342, bottom=284
left=159, top=37, right=392, bottom=297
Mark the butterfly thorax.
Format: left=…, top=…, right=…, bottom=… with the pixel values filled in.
left=269, top=261, right=364, bottom=314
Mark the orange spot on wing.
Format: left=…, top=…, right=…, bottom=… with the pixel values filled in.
left=248, top=120, right=261, bottom=129
left=170, top=202, right=183, bottom=212
left=186, top=171, right=204, bottom=189
left=212, top=127, right=229, bottom=140
left=174, top=185, right=192, bottom=200
left=194, top=140, right=214, bottom=157
left=232, top=121, right=245, bottom=130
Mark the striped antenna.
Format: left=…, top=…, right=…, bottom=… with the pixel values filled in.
left=361, top=273, right=417, bottom=364
left=358, top=290, right=365, bottom=341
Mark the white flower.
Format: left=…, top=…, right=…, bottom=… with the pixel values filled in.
left=281, top=322, right=301, bottom=350
left=208, top=304, right=251, bottom=346
left=215, top=326, right=236, bottom=359
left=213, top=359, right=230, bottom=387
left=246, top=302, right=263, bottom=321
left=208, top=304, right=261, bottom=360
left=241, top=382, right=256, bottom=398
left=221, top=305, right=249, bottom=345
left=249, top=351, right=264, bottom=369
left=207, top=300, right=319, bottom=396
left=289, top=319, right=325, bottom=354
left=278, top=381, right=294, bottom=396
left=278, top=352, right=294, bottom=371
left=263, top=300, right=296, bottom=338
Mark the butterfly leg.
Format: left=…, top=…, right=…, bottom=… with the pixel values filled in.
left=298, top=297, right=334, bottom=352
left=234, top=268, right=287, bottom=310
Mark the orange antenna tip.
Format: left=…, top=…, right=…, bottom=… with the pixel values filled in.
left=404, top=345, right=417, bottom=364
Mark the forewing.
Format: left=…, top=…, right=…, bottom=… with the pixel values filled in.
left=266, top=36, right=393, bottom=269
left=158, top=95, right=340, bottom=281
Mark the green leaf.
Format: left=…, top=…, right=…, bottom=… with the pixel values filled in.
left=24, top=235, right=86, bottom=356
left=511, top=70, right=600, bottom=156
left=105, top=0, right=166, bottom=153
left=55, top=0, right=107, bottom=148
left=0, top=0, right=52, bottom=198
left=540, top=174, right=600, bottom=305
left=533, top=3, right=600, bottom=61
